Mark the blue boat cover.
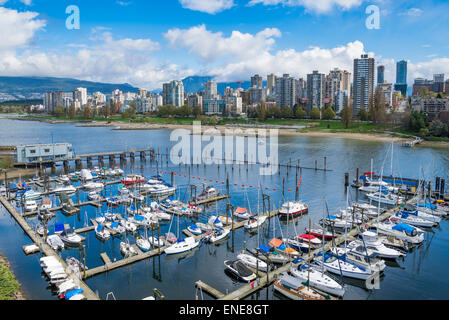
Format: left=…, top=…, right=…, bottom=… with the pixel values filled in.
left=189, top=224, right=198, bottom=230
left=417, top=203, right=436, bottom=210
left=111, top=222, right=119, bottom=228
left=55, top=223, right=65, bottom=233
left=327, top=215, right=337, bottom=220
left=277, top=243, right=286, bottom=251
left=65, top=288, right=83, bottom=300
left=392, top=223, right=415, bottom=233
left=96, top=224, right=104, bottom=232
left=134, top=215, right=145, bottom=221
left=259, top=245, right=271, bottom=253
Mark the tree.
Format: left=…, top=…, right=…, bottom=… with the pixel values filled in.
left=83, top=104, right=92, bottom=119
left=341, top=98, right=353, bottom=129
left=102, top=103, right=110, bottom=119
left=267, top=105, right=281, bottom=118
left=408, top=111, right=428, bottom=132
left=68, top=104, right=76, bottom=119
left=310, top=107, right=321, bottom=120
left=177, top=105, right=192, bottom=117
left=128, top=100, right=137, bottom=116
left=280, top=105, right=293, bottom=119
left=369, top=88, right=386, bottom=124
left=295, top=105, right=307, bottom=119
left=359, top=107, right=369, bottom=121
left=192, top=105, right=202, bottom=118
left=322, top=107, right=336, bottom=120
left=257, top=102, right=266, bottom=121
left=53, top=106, right=66, bottom=117
left=429, top=120, right=449, bottom=137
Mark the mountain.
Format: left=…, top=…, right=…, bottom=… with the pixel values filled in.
left=181, top=76, right=266, bottom=95
left=0, top=76, right=139, bottom=101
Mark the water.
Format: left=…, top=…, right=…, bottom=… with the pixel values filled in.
left=0, top=117, right=448, bottom=300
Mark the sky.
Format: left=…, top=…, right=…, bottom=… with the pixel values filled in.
left=0, top=0, right=448, bottom=90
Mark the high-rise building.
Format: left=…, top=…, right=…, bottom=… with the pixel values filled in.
left=275, top=74, right=296, bottom=109
left=204, top=80, right=218, bottom=100
left=162, top=80, right=185, bottom=107
left=394, top=60, right=408, bottom=96
left=251, top=74, right=263, bottom=89
left=307, top=71, right=325, bottom=113
left=434, top=74, right=445, bottom=83
left=187, top=93, right=202, bottom=109
left=378, top=83, right=394, bottom=107
left=377, top=65, right=385, bottom=84
left=353, top=54, right=375, bottom=115
left=267, top=74, right=277, bottom=95
left=248, top=87, right=266, bottom=105
left=295, top=78, right=306, bottom=104
left=138, top=88, right=147, bottom=98
left=74, top=87, right=87, bottom=107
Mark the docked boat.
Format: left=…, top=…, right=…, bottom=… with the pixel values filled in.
left=390, top=212, right=436, bottom=228
left=121, top=175, right=146, bottom=186
left=121, top=219, right=137, bottom=233
left=279, top=201, right=308, bottom=218
left=401, top=205, right=442, bottom=223
left=249, top=245, right=290, bottom=264
left=148, top=236, right=165, bottom=248
left=35, top=223, right=48, bottom=237
left=290, top=263, right=345, bottom=298
left=52, top=185, right=76, bottom=196
left=164, top=237, right=199, bottom=255
left=237, top=253, right=268, bottom=272
left=65, top=257, right=88, bottom=271
left=414, top=202, right=447, bottom=217
left=46, top=235, right=65, bottom=250
left=59, top=228, right=83, bottom=246
left=224, top=260, right=257, bottom=282
left=136, top=237, right=152, bottom=252
left=21, top=190, right=42, bottom=201
left=106, top=197, right=120, bottom=208
left=196, top=222, right=213, bottom=233
left=244, top=216, right=267, bottom=230
left=273, top=274, right=326, bottom=300
left=217, top=216, right=233, bottom=226
left=24, top=200, right=38, bottom=212
left=349, top=231, right=405, bottom=259
left=366, top=192, right=403, bottom=205
left=187, top=224, right=202, bottom=236
left=206, top=227, right=230, bottom=243
left=83, top=182, right=104, bottom=191
left=374, top=220, right=425, bottom=245
left=193, top=186, right=220, bottom=202
left=269, top=238, right=301, bottom=258
left=208, top=216, right=223, bottom=228
left=163, top=232, right=178, bottom=244
left=324, top=215, right=354, bottom=229
left=314, top=252, right=372, bottom=280
left=146, top=184, right=176, bottom=197
left=120, top=241, right=138, bottom=258
left=233, top=207, right=251, bottom=220
left=330, top=246, right=386, bottom=273
left=106, top=221, right=126, bottom=235
left=95, top=224, right=111, bottom=241
left=87, top=191, right=101, bottom=201
left=130, top=191, right=145, bottom=202
left=40, top=197, right=52, bottom=210
left=305, top=226, right=337, bottom=240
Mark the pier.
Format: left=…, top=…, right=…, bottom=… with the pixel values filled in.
left=0, top=194, right=99, bottom=300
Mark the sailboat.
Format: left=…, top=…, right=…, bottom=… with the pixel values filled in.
left=273, top=274, right=326, bottom=300
left=120, top=240, right=137, bottom=257
left=237, top=252, right=268, bottom=272
left=164, top=213, right=200, bottom=254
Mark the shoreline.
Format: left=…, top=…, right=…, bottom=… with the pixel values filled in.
left=0, top=254, right=26, bottom=300
left=2, top=115, right=448, bottom=148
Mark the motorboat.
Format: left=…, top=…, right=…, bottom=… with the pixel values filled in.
left=324, top=215, right=354, bottom=229
left=46, top=234, right=65, bottom=250
left=273, top=274, right=326, bottom=300
left=24, top=200, right=38, bottom=212
left=35, top=223, right=48, bottom=237
left=121, top=175, right=146, bottom=186
left=120, top=241, right=138, bottom=257
left=80, top=169, right=93, bottom=181
left=52, top=185, right=76, bottom=196
left=237, top=253, right=268, bottom=272
left=59, top=228, right=83, bottom=246
left=130, top=191, right=145, bottom=202
left=148, top=236, right=165, bottom=248
left=164, top=237, right=199, bottom=255
left=65, top=257, right=88, bottom=271
left=21, top=190, right=42, bottom=201
left=106, top=197, right=120, bottom=208
left=87, top=191, right=101, bottom=201
left=290, top=263, right=345, bottom=298
left=217, top=216, right=233, bottom=226
left=390, top=212, right=436, bottom=228
left=374, top=220, right=425, bottom=245
left=349, top=231, right=405, bottom=259
left=95, top=224, right=111, bottom=241
left=193, top=186, right=220, bottom=202
left=152, top=210, right=172, bottom=221
left=146, top=184, right=176, bottom=197
left=305, top=226, right=337, bottom=241
left=59, top=175, right=70, bottom=183
left=244, top=216, right=267, bottom=230
left=206, top=227, right=230, bottom=243
left=83, top=182, right=104, bottom=191
left=187, top=224, right=202, bottom=236
left=279, top=201, right=308, bottom=218
left=224, top=260, right=256, bottom=282
left=233, top=207, right=251, bottom=220
left=196, top=222, right=213, bottom=233
left=366, top=192, right=403, bottom=206
left=121, top=219, right=137, bottom=233
left=40, top=197, right=52, bottom=210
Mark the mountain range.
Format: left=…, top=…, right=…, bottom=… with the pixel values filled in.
left=0, top=75, right=266, bottom=101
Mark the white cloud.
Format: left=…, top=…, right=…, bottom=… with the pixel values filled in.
left=400, top=8, right=423, bottom=17
left=165, top=24, right=281, bottom=63
left=247, top=0, right=364, bottom=13
left=179, top=0, right=235, bottom=14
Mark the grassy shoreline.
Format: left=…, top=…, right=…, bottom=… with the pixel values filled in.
left=0, top=254, right=25, bottom=300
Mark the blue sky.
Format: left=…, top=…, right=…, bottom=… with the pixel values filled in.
left=0, top=0, right=448, bottom=89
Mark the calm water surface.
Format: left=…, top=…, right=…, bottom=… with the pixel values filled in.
left=0, top=117, right=448, bottom=300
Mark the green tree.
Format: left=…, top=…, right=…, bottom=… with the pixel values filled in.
left=358, top=107, right=369, bottom=121
left=257, top=102, right=266, bottom=121
left=83, top=104, right=92, bottom=119
left=341, top=98, right=353, bottom=129
left=280, top=105, right=293, bottom=119
left=429, top=120, right=449, bottom=137
left=322, top=107, right=336, bottom=120
left=53, top=106, right=65, bottom=117
left=267, top=105, right=281, bottom=118
left=128, top=100, right=138, bottom=116
left=310, top=107, right=321, bottom=120
left=68, top=104, right=76, bottom=119
left=295, top=105, right=307, bottom=119
left=192, top=105, right=202, bottom=118
left=408, top=111, right=428, bottom=132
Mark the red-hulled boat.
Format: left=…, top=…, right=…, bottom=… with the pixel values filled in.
left=121, top=175, right=146, bottom=186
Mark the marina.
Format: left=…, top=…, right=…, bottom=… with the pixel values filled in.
left=0, top=118, right=448, bottom=301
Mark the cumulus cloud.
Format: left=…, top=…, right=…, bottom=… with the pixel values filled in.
left=179, top=0, right=235, bottom=14
left=247, top=0, right=364, bottom=13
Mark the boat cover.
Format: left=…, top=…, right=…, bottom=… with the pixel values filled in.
left=111, top=222, right=119, bottom=228
left=417, top=203, right=437, bottom=210
left=392, top=223, right=415, bottom=234
left=235, top=207, right=248, bottom=214
left=134, top=215, right=145, bottom=221
left=280, top=274, right=302, bottom=290
left=65, top=288, right=83, bottom=300
left=55, top=223, right=65, bottom=233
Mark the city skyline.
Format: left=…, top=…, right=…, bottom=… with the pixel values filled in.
left=0, top=0, right=448, bottom=90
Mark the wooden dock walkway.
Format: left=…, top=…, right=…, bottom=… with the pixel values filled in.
left=0, top=194, right=99, bottom=300
left=190, top=195, right=230, bottom=206
left=195, top=281, right=225, bottom=299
